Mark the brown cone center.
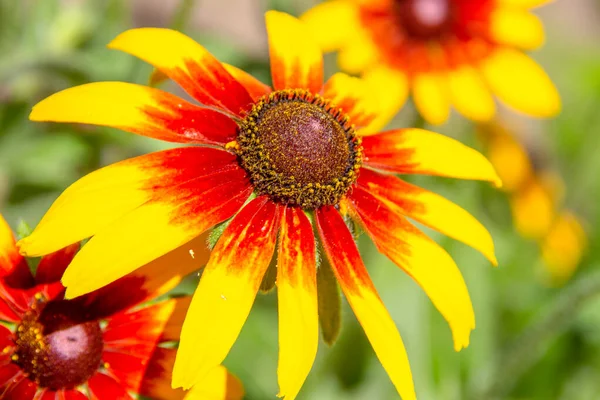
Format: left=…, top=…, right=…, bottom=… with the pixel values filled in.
left=14, top=299, right=104, bottom=390
left=257, top=101, right=350, bottom=185
left=236, top=90, right=363, bottom=209
left=395, top=0, right=454, bottom=39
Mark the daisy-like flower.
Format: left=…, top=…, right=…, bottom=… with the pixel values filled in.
left=480, top=123, right=586, bottom=283
left=19, top=11, right=500, bottom=399
left=301, top=0, right=561, bottom=126
left=0, top=215, right=243, bottom=399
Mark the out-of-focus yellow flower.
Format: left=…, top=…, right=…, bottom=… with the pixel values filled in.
left=302, top=0, right=560, bottom=126
left=541, top=211, right=587, bottom=285
left=480, top=122, right=586, bottom=284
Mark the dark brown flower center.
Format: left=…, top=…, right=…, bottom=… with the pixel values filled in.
left=395, top=0, right=454, bottom=39
left=13, top=298, right=103, bottom=390
left=235, top=90, right=363, bottom=209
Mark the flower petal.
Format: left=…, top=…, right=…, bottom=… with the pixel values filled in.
left=413, top=73, right=450, bottom=125
left=35, top=244, right=79, bottom=284
left=362, top=129, right=501, bottom=185
left=138, top=348, right=185, bottom=400
left=357, top=169, right=497, bottom=265
left=88, top=373, right=132, bottom=400
left=447, top=66, right=496, bottom=122
left=0, top=215, right=32, bottom=288
left=481, top=47, right=560, bottom=117
left=222, top=63, right=271, bottom=101
left=541, top=211, right=587, bottom=283
left=77, top=236, right=204, bottom=320
left=276, top=207, right=318, bottom=400
left=108, top=29, right=254, bottom=116
left=346, top=187, right=475, bottom=351
left=102, top=299, right=181, bottom=393
left=300, top=0, right=360, bottom=53
left=490, top=8, right=545, bottom=50
left=62, top=390, right=88, bottom=400
left=315, top=206, right=415, bottom=400
left=498, top=0, right=554, bottom=9
left=362, top=66, right=409, bottom=133
left=266, top=11, right=323, bottom=93
left=19, top=147, right=246, bottom=257
left=3, top=377, right=37, bottom=400
left=323, top=73, right=378, bottom=131
left=184, top=366, right=245, bottom=400
left=61, top=171, right=251, bottom=299
left=30, top=82, right=238, bottom=145
left=173, top=197, right=281, bottom=389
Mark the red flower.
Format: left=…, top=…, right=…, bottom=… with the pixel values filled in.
left=0, top=215, right=242, bottom=399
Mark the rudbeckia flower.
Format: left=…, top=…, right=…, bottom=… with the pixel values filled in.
left=19, top=11, right=499, bottom=399
left=301, top=0, right=561, bottom=125
left=0, top=215, right=243, bottom=399
left=480, top=123, right=586, bottom=284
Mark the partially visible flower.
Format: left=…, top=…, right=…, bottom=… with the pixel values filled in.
left=0, top=214, right=243, bottom=399
left=479, top=123, right=586, bottom=284
left=302, top=0, right=560, bottom=126
left=18, top=11, right=500, bottom=399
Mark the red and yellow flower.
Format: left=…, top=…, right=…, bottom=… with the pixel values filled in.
left=18, top=11, right=500, bottom=399
left=0, top=215, right=243, bottom=399
left=480, top=123, right=587, bottom=284
left=302, top=0, right=560, bottom=126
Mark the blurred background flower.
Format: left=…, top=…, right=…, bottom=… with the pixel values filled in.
left=1, top=0, right=599, bottom=399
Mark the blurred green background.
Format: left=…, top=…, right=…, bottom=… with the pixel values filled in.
left=1, top=0, right=600, bottom=399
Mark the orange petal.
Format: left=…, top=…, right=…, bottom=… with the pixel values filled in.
left=0, top=215, right=31, bottom=286
left=265, top=11, right=323, bottom=93
left=323, top=72, right=378, bottom=132
left=362, top=128, right=501, bottom=186
left=315, top=206, right=416, bottom=400
left=346, top=187, right=475, bottom=351
left=222, top=63, right=272, bottom=101
left=276, top=207, right=318, bottom=400
left=35, top=243, right=80, bottom=284
left=18, top=147, right=247, bottom=258
left=30, top=82, right=238, bottom=145
left=108, top=28, right=254, bottom=116
left=357, top=169, right=497, bottom=265
left=173, top=197, right=281, bottom=389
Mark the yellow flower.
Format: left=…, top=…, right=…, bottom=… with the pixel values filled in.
left=18, top=11, right=499, bottom=399
left=302, top=0, right=560, bottom=126
left=479, top=122, right=586, bottom=283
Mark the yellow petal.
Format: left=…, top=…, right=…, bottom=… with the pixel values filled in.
left=323, top=72, right=379, bottom=131
left=0, top=214, right=19, bottom=275
left=184, top=366, right=245, bottom=400
left=108, top=28, right=253, bottom=115
left=497, top=0, right=554, bottom=8
left=300, top=0, right=360, bottom=53
left=29, top=82, right=238, bottom=144
left=510, top=179, right=555, bottom=239
left=490, top=8, right=545, bottom=50
left=362, top=66, right=409, bottom=133
left=173, top=198, right=280, bottom=390
left=18, top=148, right=247, bottom=258
left=337, top=33, right=379, bottom=75
left=358, top=169, right=497, bottom=265
left=481, top=48, right=560, bottom=117
left=541, top=211, right=587, bottom=284
left=346, top=189, right=475, bottom=351
left=362, top=129, right=502, bottom=186
left=413, top=73, right=450, bottom=125
left=265, top=11, right=323, bottom=93
left=276, top=208, right=318, bottom=400
left=315, top=206, right=416, bottom=400
left=447, top=66, right=496, bottom=122
left=485, top=128, right=533, bottom=193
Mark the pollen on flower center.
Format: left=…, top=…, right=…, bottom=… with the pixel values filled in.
left=395, top=0, right=454, bottom=39
left=236, top=89, right=363, bottom=209
left=13, top=297, right=104, bottom=390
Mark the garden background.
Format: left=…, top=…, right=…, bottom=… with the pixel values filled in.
left=1, top=0, right=599, bottom=399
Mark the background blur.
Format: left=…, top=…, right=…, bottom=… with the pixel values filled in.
left=1, top=0, right=600, bottom=399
